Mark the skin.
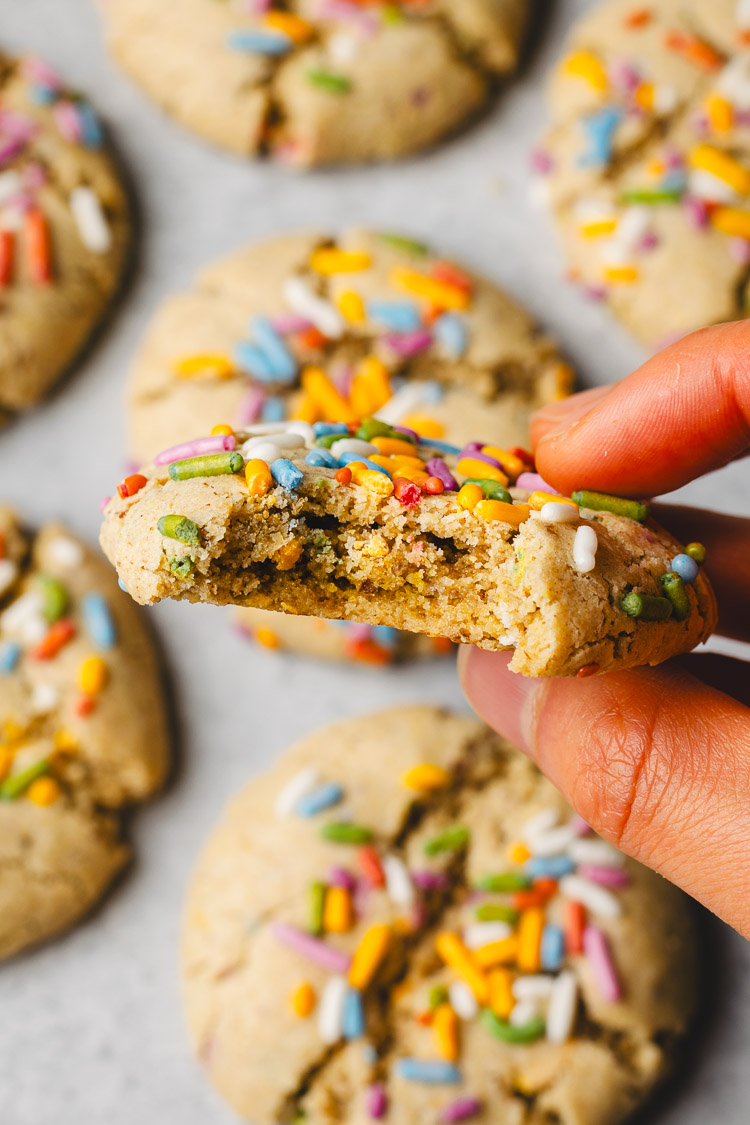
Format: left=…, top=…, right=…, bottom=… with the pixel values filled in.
left=460, top=321, right=750, bottom=937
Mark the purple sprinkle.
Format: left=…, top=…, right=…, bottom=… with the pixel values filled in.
left=270, top=922, right=351, bottom=974
left=367, top=1083, right=387, bottom=1120
left=584, top=284, right=608, bottom=302
left=391, top=425, right=419, bottom=443
left=578, top=864, right=631, bottom=888
left=639, top=231, right=659, bottom=252
left=234, top=385, right=266, bottom=427
left=327, top=866, right=357, bottom=891
left=154, top=434, right=237, bottom=465
left=530, top=149, right=554, bottom=175
left=516, top=472, right=558, bottom=494
left=0, top=136, right=29, bottom=165
left=461, top=441, right=484, bottom=455
left=440, top=1097, right=483, bottom=1123
left=684, top=195, right=709, bottom=230
left=383, top=330, right=433, bottom=357
left=458, top=448, right=504, bottom=472
left=426, top=458, right=458, bottom=491
left=608, top=59, right=641, bottom=95
left=411, top=870, right=451, bottom=892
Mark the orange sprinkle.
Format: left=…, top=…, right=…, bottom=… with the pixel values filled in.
left=430, top=260, right=473, bottom=294
left=297, top=327, right=327, bottom=351
left=624, top=7, right=652, bottom=27
left=348, top=639, right=392, bottom=665
left=358, top=845, right=386, bottom=887
left=514, top=878, right=558, bottom=911
left=0, top=230, right=13, bottom=286
left=371, top=436, right=419, bottom=458
left=255, top=627, right=281, bottom=650
left=508, top=841, right=531, bottom=865
left=665, top=30, right=723, bottom=71
left=24, top=207, right=51, bottom=284
left=335, top=467, right=352, bottom=485
left=432, top=637, right=454, bottom=654
left=75, top=695, right=96, bottom=717
left=433, top=1003, right=460, bottom=1061
left=210, top=423, right=234, bottom=437
left=577, top=663, right=600, bottom=679
left=488, top=968, right=515, bottom=1020
left=27, top=776, right=61, bottom=806
left=424, top=476, right=445, bottom=495
left=34, top=619, right=76, bottom=661
left=117, top=474, right=148, bottom=500
left=517, top=907, right=545, bottom=972
left=0, top=747, right=13, bottom=783
left=566, top=900, right=586, bottom=954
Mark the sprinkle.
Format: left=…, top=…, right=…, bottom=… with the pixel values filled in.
left=275, top=767, right=319, bottom=816
left=425, top=458, right=458, bottom=491
left=689, top=144, right=750, bottom=193
left=487, top=969, right=514, bottom=1020
left=0, top=230, right=13, bottom=286
left=251, top=316, right=298, bottom=381
left=578, top=865, right=630, bottom=888
left=463, top=922, right=512, bottom=949
left=457, top=457, right=508, bottom=485
left=475, top=903, right=519, bottom=924
left=383, top=854, right=415, bottom=907
left=302, top=366, right=356, bottom=421
left=395, top=1059, right=462, bottom=1085
left=34, top=619, right=75, bottom=660
left=245, top=458, right=274, bottom=495
left=580, top=106, right=623, bottom=167
left=402, top=762, right=451, bottom=791
left=562, top=50, right=608, bottom=89
left=358, top=845, right=385, bottom=887
left=267, top=458, right=303, bottom=492
left=620, top=592, right=673, bottom=620
left=367, top=1084, right=387, bottom=1119
left=476, top=500, right=531, bottom=526
left=348, top=924, right=392, bottom=989
left=271, top=921, right=351, bottom=974
left=449, top=981, right=478, bottom=1021
left=583, top=925, right=621, bottom=1002
left=337, top=289, right=366, bottom=323
left=291, top=982, right=316, bottom=1018
left=76, top=655, right=108, bottom=696
left=540, top=923, right=565, bottom=971
left=306, top=69, right=352, bottom=94
left=74, top=102, right=103, bottom=147
left=473, top=937, right=518, bottom=968
left=284, top=277, right=345, bottom=338
left=457, top=483, right=484, bottom=512
left=670, top=552, right=700, bottom=583
left=391, top=267, right=470, bottom=311
left=26, top=776, right=61, bottom=806
left=321, top=822, right=373, bottom=844
left=0, top=641, right=20, bottom=674
left=685, top=541, right=706, bottom=564
left=517, top=908, right=545, bottom=972
left=475, top=872, right=530, bottom=893
left=435, top=933, right=489, bottom=1004
left=155, top=435, right=236, bottom=465
left=565, top=901, right=586, bottom=955
left=434, top=313, right=468, bottom=358
left=227, top=28, right=293, bottom=54
left=568, top=838, right=625, bottom=867
left=424, top=826, right=469, bottom=856
left=0, top=758, right=49, bottom=800
left=660, top=572, right=691, bottom=620
left=560, top=874, right=622, bottom=919
left=309, top=881, right=326, bottom=935
left=318, top=976, right=348, bottom=1044
left=327, top=866, right=356, bottom=891
left=342, top=987, right=365, bottom=1039
left=335, top=466, right=352, bottom=485
left=573, top=524, right=598, bottom=573
left=480, top=1009, right=545, bottom=1044
left=546, top=970, right=578, bottom=1044
left=571, top=490, right=649, bottom=521
left=325, top=885, right=355, bottom=934
left=367, top=299, right=422, bottom=333
left=465, top=479, right=512, bottom=503
left=295, top=781, right=344, bottom=818
left=538, top=501, right=580, bottom=524
left=433, top=1003, right=460, bottom=1061
left=377, top=232, right=429, bottom=256
left=24, top=208, right=51, bottom=284
left=69, top=186, right=111, bottom=253
left=117, top=473, right=148, bottom=499
left=665, top=31, right=723, bottom=71
left=264, top=11, right=314, bottom=43
left=393, top=478, right=422, bottom=508
left=383, top=329, right=433, bottom=357
left=331, top=438, right=379, bottom=460
left=168, top=451, right=243, bottom=480
left=156, top=514, right=200, bottom=545
left=310, top=248, right=371, bottom=274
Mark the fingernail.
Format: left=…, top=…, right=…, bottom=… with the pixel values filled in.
left=458, top=648, right=545, bottom=759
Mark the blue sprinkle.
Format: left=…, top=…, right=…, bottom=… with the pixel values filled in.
left=367, top=300, right=422, bottom=333
left=313, top=422, right=349, bottom=437
left=395, top=1059, right=462, bottom=1085
left=295, top=781, right=344, bottom=818
left=416, top=438, right=461, bottom=456
left=226, top=29, right=292, bottom=55
left=336, top=453, right=390, bottom=476
left=118, top=578, right=128, bottom=593
left=525, top=855, right=575, bottom=879
left=578, top=106, right=622, bottom=168
left=271, top=458, right=304, bottom=491
left=251, top=316, right=298, bottom=382
left=372, top=626, right=399, bottom=649
left=540, top=923, right=565, bottom=971
left=75, top=102, right=103, bottom=148
left=670, top=554, right=699, bottom=584
left=29, top=83, right=57, bottom=105
left=434, top=313, right=468, bottom=358
left=361, top=1043, right=378, bottom=1065
left=81, top=592, right=117, bottom=651
left=305, top=449, right=338, bottom=469
left=0, top=641, right=21, bottom=675
left=234, top=342, right=276, bottom=381
left=420, top=380, right=445, bottom=404
left=662, top=170, right=688, bottom=193
left=342, top=988, right=365, bottom=1040
left=261, top=397, right=286, bottom=423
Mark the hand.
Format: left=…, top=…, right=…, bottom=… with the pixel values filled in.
left=460, top=321, right=750, bottom=937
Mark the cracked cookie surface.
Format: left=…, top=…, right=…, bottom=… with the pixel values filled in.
left=101, top=0, right=529, bottom=166
left=0, top=508, right=169, bottom=959
left=0, top=51, right=131, bottom=414
left=182, top=706, right=698, bottom=1125
left=536, top=0, right=750, bottom=346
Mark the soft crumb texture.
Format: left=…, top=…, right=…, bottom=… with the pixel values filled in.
left=0, top=508, right=169, bottom=959
left=99, top=454, right=717, bottom=677
left=182, top=706, right=699, bottom=1125
left=537, top=0, right=750, bottom=345
left=101, top=0, right=528, bottom=166
left=0, top=52, right=131, bottom=413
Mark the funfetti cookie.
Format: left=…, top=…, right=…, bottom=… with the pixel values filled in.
left=127, top=227, right=573, bottom=665
left=101, top=1, right=529, bottom=167
left=182, top=706, right=699, bottom=1125
left=536, top=0, right=750, bottom=347
left=0, top=52, right=131, bottom=416
left=99, top=418, right=717, bottom=678
left=0, top=509, right=169, bottom=959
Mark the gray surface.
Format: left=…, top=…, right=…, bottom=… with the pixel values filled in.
left=0, top=1, right=748, bottom=1122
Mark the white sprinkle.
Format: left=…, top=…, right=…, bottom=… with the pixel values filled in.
left=614, top=205, right=651, bottom=252
left=30, top=681, right=59, bottom=714
left=240, top=422, right=295, bottom=437
left=652, top=84, right=678, bottom=114
left=241, top=433, right=305, bottom=459
left=463, top=921, right=512, bottom=950
left=512, top=975, right=555, bottom=1002
left=559, top=874, right=622, bottom=919
left=546, top=971, right=578, bottom=1044
left=0, top=170, right=22, bottom=207
left=45, top=535, right=84, bottom=570
left=318, top=976, right=347, bottom=1044
left=382, top=855, right=415, bottom=907
left=739, top=0, right=750, bottom=30
left=509, top=1000, right=539, bottom=1027
left=374, top=384, right=428, bottom=425
left=520, top=807, right=559, bottom=844
left=327, top=30, right=359, bottom=64
left=70, top=186, right=111, bottom=253
left=528, top=824, right=577, bottom=857
left=242, top=440, right=283, bottom=464
left=285, top=421, right=315, bottom=445
left=537, top=502, right=579, bottom=524
left=283, top=277, right=344, bottom=339
left=573, top=525, right=598, bottom=574
left=0, top=559, right=18, bottom=596
left=274, top=767, right=319, bottom=817
left=717, top=52, right=750, bottom=104
left=449, top=981, right=478, bottom=1021
left=575, top=198, right=617, bottom=224
left=568, top=839, right=626, bottom=868
left=330, top=438, right=378, bottom=459
left=1, top=590, right=45, bottom=644
left=688, top=169, right=737, bottom=205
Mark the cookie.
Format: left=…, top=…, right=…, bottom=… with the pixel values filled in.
left=0, top=52, right=131, bottom=414
left=98, top=418, right=717, bottom=677
left=182, top=706, right=698, bottom=1125
left=0, top=508, right=169, bottom=959
left=101, top=1, right=528, bottom=167
left=535, top=0, right=750, bottom=346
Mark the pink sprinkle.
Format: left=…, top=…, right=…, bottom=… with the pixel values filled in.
left=22, top=162, right=46, bottom=192
left=270, top=922, right=351, bottom=974
left=53, top=101, right=83, bottom=144
left=348, top=623, right=374, bottom=643
left=411, top=870, right=451, bottom=892
left=530, top=149, right=554, bottom=175
left=569, top=815, right=592, bottom=837
left=583, top=284, right=608, bottom=302
left=383, top=330, right=433, bottom=358
left=334, top=364, right=354, bottom=397
left=441, top=1097, right=483, bottom=1123
left=516, top=472, right=558, bottom=495
left=684, top=195, right=709, bottom=230
left=21, top=56, right=62, bottom=89
left=639, top=231, right=659, bottom=251
left=154, top=435, right=236, bottom=465
left=367, top=1083, right=387, bottom=1120
left=99, top=495, right=111, bottom=513
left=317, top=0, right=379, bottom=34
left=234, top=385, right=266, bottom=427
left=272, top=312, right=312, bottom=335
left=578, top=865, right=630, bottom=888
left=327, top=866, right=357, bottom=891
left=0, top=136, right=29, bottom=165
left=583, top=925, right=620, bottom=1002
left=729, top=236, right=750, bottom=264
left=608, top=59, right=641, bottom=95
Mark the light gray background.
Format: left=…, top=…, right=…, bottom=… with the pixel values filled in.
left=0, top=1, right=748, bottom=1121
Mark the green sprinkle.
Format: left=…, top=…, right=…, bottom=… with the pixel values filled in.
left=306, top=69, right=352, bottom=94
left=572, top=490, right=650, bottom=522
left=308, top=881, right=326, bottom=936
left=686, top=542, right=706, bottom=564
left=619, top=188, right=684, bottom=205
left=357, top=419, right=400, bottom=442
left=465, top=479, right=512, bottom=504
left=621, top=592, right=673, bottom=620
left=169, top=557, right=195, bottom=579
left=315, top=434, right=343, bottom=450
left=376, top=232, right=430, bottom=257
left=168, top=451, right=244, bottom=481
left=429, top=985, right=449, bottom=1011
left=424, top=825, right=469, bottom=857
left=320, top=822, right=373, bottom=845
left=660, top=572, right=691, bottom=621
left=475, top=872, right=531, bottom=893
left=382, top=3, right=404, bottom=23
left=480, top=1009, right=546, bottom=1044
left=475, top=903, right=520, bottom=924
left=157, top=514, right=200, bottom=544
left=38, top=575, right=67, bottom=624
left=0, top=758, right=50, bottom=800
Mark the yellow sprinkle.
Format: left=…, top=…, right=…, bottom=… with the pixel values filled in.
left=302, top=366, right=357, bottom=423
left=517, top=908, right=545, bottom=973
left=324, top=886, right=354, bottom=933
left=488, top=969, right=515, bottom=1020
left=0, top=746, right=13, bottom=783
left=336, top=289, right=366, bottom=324
left=289, top=392, right=320, bottom=424
left=349, top=924, right=392, bottom=990
left=350, top=466, right=395, bottom=497
left=387, top=454, right=426, bottom=470
left=390, top=267, right=470, bottom=311
left=276, top=541, right=302, bottom=571
left=435, top=932, right=489, bottom=1004
left=255, top=628, right=281, bottom=650
left=457, top=483, right=484, bottom=512
left=290, top=982, right=316, bottom=1018
left=210, top=423, right=234, bottom=437
left=403, top=415, right=445, bottom=438
left=508, top=841, right=531, bottom=864
left=475, top=500, right=531, bottom=526
left=371, top=436, right=418, bottom=458
left=457, top=458, right=509, bottom=485
left=528, top=491, right=578, bottom=512
left=433, top=1003, right=460, bottom=1062
left=310, top=248, right=372, bottom=275
left=473, top=936, right=518, bottom=969
left=173, top=354, right=234, bottom=380
left=3, top=720, right=25, bottom=744
left=689, top=144, right=750, bottom=194
left=77, top=656, right=108, bottom=696
left=392, top=466, right=428, bottom=486
left=27, top=776, right=61, bottom=806
left=245, top=458, right=273, bottom=497
left=707, top=93, right=733, bottom=133
left=710, top=206, right=750, bottom=239
left=561, top=50, right=608, bottom=90
left=402, top=763, right=452, bottom=791
left=580, top=219, right=618, bottom=238
left=54, top=727, right=78, bottom=753
left=264, top=11, right=313, bottom=43
left=633, top=81, right=654, bottom=110
left=481, top=447, right=526, bottom=481
left=602, top=265, right=639, bottom=283
left=349, top=356, right=392, bottom=416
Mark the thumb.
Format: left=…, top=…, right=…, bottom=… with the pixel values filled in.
left=459, top=648, right=750, bottom=936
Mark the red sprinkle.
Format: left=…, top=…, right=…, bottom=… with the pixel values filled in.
left=431, top=260, right=473, bottom=294
left=577, top=663, right=600, bottom=679
left=75, top=695, right=96, bottom=717
left=34, top=618, right=76, bottom=660
left=24, top=207, right=51, bottom=284
left=0, top=230, right=14, bottom=286
left=514, top=877, right=558, bottom=910
left=565, top=900, right=586, bottom=955
left=509, top=446, right=535, bottom=468
left=423, top=476, right=445, bottom=495
left=358, top=845, right=386, bottom=888
left=297, top=327, right=327, bottom=351
left=393, top=477, right=422, bottom=508
left=416, top=1011, right=434, bottom=1026
left=117, top=473, right=148, bottom=499
left=335, top=466, right=352, bottom=485
left=348, top=638, right=391, bottom=665
left=432, top=637, right=454, bottom=654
